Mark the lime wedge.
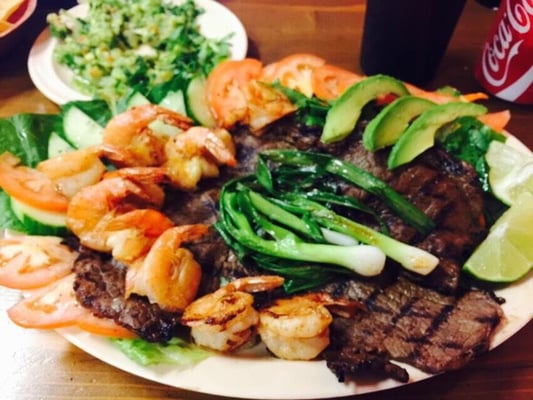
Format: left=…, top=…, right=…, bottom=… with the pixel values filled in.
left=463, top=191, right=533, bottom=282
left=486, top=140, right=533, bottom=206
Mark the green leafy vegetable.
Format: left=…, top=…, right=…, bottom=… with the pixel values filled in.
left=272, top=82, right=331, bottom=127
left=216, top=151, right=440, bottom=291
left=440, top=116, right=506, bottom=191
left=0, top=194, right=26, bottom=233
left=0, top=114, right=61, bottom=166
left=111, top=337, right=210, bottom=367
left=259, top=150, right=435, bottom=235
left=0, top=114, right=63, bottom=234
left=276, top=195, right=438, bottom=275
left=439, top=116, right=508, bottom=226
left=216, top=181, right=387, bottom=284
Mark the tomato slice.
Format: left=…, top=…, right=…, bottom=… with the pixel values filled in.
left=205, top=58, right=263, bottom=129
left=311, top=64, right=363, bottom=100
left=0, top=235, right=78, bottom=290
left=75, top=312, right=137, bottom=339
left=7, top=274, right=83, bottom=329
left=7, top=273, right=137, bottom=338
left=0, top=152, right=69, bottom=213
left=262, top=53, right=326, bottom=97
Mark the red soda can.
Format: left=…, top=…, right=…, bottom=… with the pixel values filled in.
left=475, top=0, right=533, bottom=104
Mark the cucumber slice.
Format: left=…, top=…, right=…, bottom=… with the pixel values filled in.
left=10, top=197, right=68, bottom=236
left=186, top=76, right=216, bottom=127
left=159, top=90, right=187, bottom=115
left=62, top=106, right=104, bottom=149
left=125, top=91, right=151, bottom=108
left=48, top=131, right=76, bottom=158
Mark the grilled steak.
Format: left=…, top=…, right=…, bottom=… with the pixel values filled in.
left=72, top=247, right=183, bottom=342
left=322, top=275, right=503, bottom=381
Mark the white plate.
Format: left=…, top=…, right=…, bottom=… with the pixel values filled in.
left=27, top=0, right=248, bottom=105
left=56, top=274, right=532, bottom=399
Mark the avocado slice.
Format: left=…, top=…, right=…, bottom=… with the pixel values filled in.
left=320, top=75, right=409, bottom=144
left=387, top=102, right=487, bottom=169
left=362, top=95, right=436, bottom=151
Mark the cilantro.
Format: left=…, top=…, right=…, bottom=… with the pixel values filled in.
left=440, top=116, right=506, bottom=191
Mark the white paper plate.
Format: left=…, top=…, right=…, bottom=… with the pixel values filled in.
left=27, top=0, right=248, bottom=105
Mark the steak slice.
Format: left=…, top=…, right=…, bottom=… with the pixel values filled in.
left=322, top=275, right=503, bottom=381
left=335, top=136, right=488, bottom=294
left=406, top=290, right=503, bottom=373
left=325, top=346, right=410, bottom=383
left=72, top=247, right=183, bottom=342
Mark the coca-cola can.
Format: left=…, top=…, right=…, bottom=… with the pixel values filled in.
left=475, top=0, right=533, bottom=104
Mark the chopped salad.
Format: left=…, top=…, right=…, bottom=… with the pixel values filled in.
left=47, top=0, right=232, bottom=102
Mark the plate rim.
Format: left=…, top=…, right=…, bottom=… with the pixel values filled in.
left=27, top=0, right=248, bottom=105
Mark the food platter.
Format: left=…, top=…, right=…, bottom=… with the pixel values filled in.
left=10, top=2, right=533, bottom=397
left=57, top=268, right=532, bottom=399
left=3, top=128, right=528, bottom=398
left=50, top=129, right=532, bottom=399
left=2, top=127, right=531, bottom=397
left=27, top=0, right=248, bottom=105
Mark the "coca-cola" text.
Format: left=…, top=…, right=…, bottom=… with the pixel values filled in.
left=480, top=0, right=533, bottom=87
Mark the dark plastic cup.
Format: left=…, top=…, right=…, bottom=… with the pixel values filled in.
left=360, top=0, right=467, bottom=86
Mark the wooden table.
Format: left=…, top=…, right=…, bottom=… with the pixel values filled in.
left=0, top=1, right=531, bottom=399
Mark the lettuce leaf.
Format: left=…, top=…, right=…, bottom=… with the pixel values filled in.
left=0, top=114, right=61, bottom=167
left=0, top=114, right=64, bottom=234
left=439, top=116, right=508, bottom=226
left=111, top=337, right=211, bottom=367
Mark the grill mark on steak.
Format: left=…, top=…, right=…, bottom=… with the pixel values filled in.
left=322, top=275, right=503, bottom=381
left=408, top=290, right=502, bottom=373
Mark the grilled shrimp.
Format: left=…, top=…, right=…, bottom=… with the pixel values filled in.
left=258, top=293, right=365, bottom=361
left=164, top=126, right=237, bottom=190
left=66, top=167, right=172, bottom=262
left=181, top=275, right=285, bottom=352
left=125, top=224, right=209, bottom=312
left=100, top=104, right=193, bottom=167
left=205, top=58, right=296, bottom=132
left=243, top=80, right=297, bottom=132
left=36, top=147, right=107, bottom=199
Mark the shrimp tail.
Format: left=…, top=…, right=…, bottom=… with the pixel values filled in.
left=205, top=131, right=238, bottom=167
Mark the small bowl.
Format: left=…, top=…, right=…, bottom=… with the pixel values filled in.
left=0, top=0, right=37, bottom=55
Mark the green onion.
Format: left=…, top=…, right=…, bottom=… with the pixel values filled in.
left=259, top=149, right=435, bottom=234
left=218, top=182, right=387, bottom=278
